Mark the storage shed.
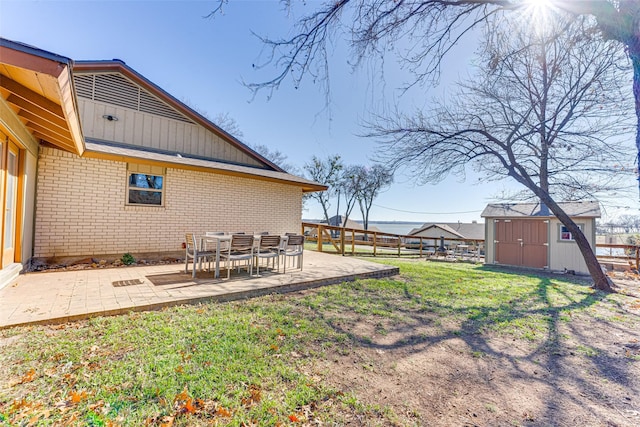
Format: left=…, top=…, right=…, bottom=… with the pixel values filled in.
left=481, top=201, right=600, bottom=274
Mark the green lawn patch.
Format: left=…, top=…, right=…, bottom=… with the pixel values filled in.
left=0, top=260, right=615, bottom=426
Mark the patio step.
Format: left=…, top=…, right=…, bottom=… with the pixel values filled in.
left=0, top=263, right=22, bottom=291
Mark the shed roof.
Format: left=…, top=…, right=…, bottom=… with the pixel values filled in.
left=83, top=140, right=326, bottom=192
left=481, top=201, right=601, bottom=218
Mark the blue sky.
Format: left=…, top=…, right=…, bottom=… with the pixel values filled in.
left=1, top=0, right=637, bottom=223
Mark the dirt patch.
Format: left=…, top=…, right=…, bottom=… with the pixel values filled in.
left=303, top=277, right=640, bottom=426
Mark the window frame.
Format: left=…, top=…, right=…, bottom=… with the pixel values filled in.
left=557, top=223, right=584, bottom=242
left=125, top=163, right=166, bottom=207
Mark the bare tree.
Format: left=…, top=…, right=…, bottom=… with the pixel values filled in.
left=250, top=143, right=299, bottom=174
left=211, top=0, right=640, bottom=193
left=338, top=165, right=367, bottom=227
left=617, top=214, right=640, bottom=233
left=304, top=154, right=344, bottom=224
left=370, top=16, right=633, bottom=291
left=357, top=165, right=394, bottom=231
left=212, top=112, right=244, bottom=140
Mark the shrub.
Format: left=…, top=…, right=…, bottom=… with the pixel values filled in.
left=121, top=253, right=136, bottom=265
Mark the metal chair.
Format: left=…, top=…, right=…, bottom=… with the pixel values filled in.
left=254, top=235, right=281, bottom=275
left=184, top=233, right=216, bottom=278
left=281, top=234, right=304, bottom=273
left=220, top=234, right=255, bottom=278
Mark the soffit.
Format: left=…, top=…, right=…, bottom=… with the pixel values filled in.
left=0, top=43, right=84, bottom=155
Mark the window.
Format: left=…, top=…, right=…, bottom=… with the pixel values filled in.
left=559, top=223, right=583, bottom=242
left=127, top=164, right=165, bottom=206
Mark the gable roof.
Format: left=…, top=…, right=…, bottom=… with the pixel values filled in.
left=481, top=201, right=601, bottom=218
left=0, top=38, right=85, bottom=155
left=409, top=222, right=485, bottom=240
left=72, top=59, right=283, bottom=172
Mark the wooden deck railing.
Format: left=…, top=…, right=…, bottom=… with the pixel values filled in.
left=301, top=221, right=484, bottom=257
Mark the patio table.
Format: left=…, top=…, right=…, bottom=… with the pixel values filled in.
left=201, top=234, right=289, bottom=278
left=201, top=234, right=231, bottom=278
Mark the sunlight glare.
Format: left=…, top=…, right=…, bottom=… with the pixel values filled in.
left=522, top=0, right=555, bottom=36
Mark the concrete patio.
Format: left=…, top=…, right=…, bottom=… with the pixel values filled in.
left=0, top=251, right=399, bottom=329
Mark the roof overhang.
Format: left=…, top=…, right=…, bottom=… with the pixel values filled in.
left=0, top=39, right=84, bottom=155
left=83, top=140, right=327, bottom=193
left=481, top=202, right=601, bottom=218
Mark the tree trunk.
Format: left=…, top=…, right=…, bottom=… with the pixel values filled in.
left=538, top=194, right=614, bottom=292
left=631, top=41, right=640, bottom=197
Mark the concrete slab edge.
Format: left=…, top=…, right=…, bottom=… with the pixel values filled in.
left=1, top=266, right=400, bottom=330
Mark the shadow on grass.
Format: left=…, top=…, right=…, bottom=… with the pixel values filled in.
left=297, top=262, right=638, bottom=424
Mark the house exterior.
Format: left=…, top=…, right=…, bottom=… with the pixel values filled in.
left=0, top=38, right=325, bottom=289
left=481, top=201, right=600, bottom=274
left=408, top=222, right=485, bottom=241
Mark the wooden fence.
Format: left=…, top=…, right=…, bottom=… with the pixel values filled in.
left=595, top=243, right=640, bottom=269
left=301, top=222, right=483, bottom=258
left=301, top=221, right=640, bottom=268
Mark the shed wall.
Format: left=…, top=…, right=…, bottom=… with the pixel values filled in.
left=34, top=147, right=302, bottom=257
left=548, top=217, right=595, bottom=274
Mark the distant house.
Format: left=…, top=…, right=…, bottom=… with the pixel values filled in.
left=481, top=201, right=600, bottom=274
left=0, top=38, right=325, bottom=289
left=408, top=221, right=485, bottom=241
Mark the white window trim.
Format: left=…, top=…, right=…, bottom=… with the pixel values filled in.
left=126, top=163, right=166, bottom=207
left=558, top=223, right=584, bottom=242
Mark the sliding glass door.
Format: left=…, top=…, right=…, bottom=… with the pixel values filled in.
left=0, top=131, right=21, bottom=268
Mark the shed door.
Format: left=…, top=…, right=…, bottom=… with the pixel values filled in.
left=495, top=219, right=548, bottom=268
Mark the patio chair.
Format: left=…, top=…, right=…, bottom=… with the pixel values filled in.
left=281, top=234, right=304, bottom=273
left=185, top=233, right=216, bottom=279
left=220, top=234, right=255, bottom=279
left=254, top=235, right=281, bottom=275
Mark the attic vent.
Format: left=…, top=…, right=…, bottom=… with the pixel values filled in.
left=94, top=73, right=139, bottom=108
left=74, top=74, right=94, bottom=98
left=74, top=73, right=194, bottom=123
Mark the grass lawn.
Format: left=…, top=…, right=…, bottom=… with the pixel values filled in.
left=1, top=260, right=638, bottom=426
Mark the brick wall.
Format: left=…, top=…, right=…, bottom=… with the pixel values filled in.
left=34, top=147, right=303, bottom=258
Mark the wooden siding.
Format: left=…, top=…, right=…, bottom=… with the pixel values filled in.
left=548, top=218, right=594, bottom=274
left=77, top=97, right=265, bottom=167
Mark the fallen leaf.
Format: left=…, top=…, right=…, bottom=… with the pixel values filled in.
left=289, top=414, right=300, bottom=422
left=10, top=398, right=30, bottom=412
left=69, top=390, right=87, bottom=404
left=20, top=368, right=37, bottom=384
left=216, top=407, right=231, bottom=417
